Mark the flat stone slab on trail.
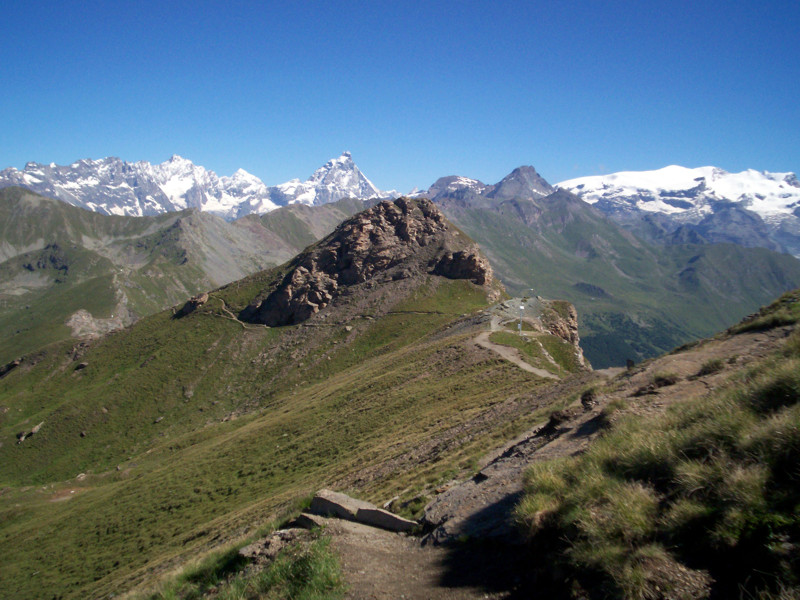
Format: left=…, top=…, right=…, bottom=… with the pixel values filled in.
left=308, top=489, right=417, bottom=532
left=355, top=507, right=416, bottom=533
left=309, top=489, right=375, bottom=521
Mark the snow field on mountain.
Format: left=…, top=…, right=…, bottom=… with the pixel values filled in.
left=559, top=165, right=800, bottom=219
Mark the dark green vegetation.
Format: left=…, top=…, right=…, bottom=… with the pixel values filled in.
left=516, top=292, right=800, bottom=599
left=140, top=530, right=344, bottom=600
left=0, top=188, right=365, bottom=364
left=731, top=288, right=800, bottom=334
left=0, top=258, right=548, bottom=599
left=436, top=190, right=800, bottom=367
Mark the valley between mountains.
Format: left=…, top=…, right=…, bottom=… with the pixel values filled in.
left=1, top=166, right=799, bottom=599
left=4, top=154, right=800, bottom=368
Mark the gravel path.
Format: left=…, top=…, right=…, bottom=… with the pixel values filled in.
left=474, top=316, right=558, bottom=379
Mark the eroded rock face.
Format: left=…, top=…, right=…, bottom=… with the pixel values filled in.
left=432, top=250, right=492, bottom=285
left=546, top=302, right=580, bottom=347
left=246, top=198, right=493, bottom=326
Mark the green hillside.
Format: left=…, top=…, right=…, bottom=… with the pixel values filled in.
left=0, top=198, right=580, bottom=599
left=2, top=193, right=798, bottom=599
left=0, top=190, right=364, bottom=364
left=517, top=289, right=800, bottom=599
left=0, top=276, right=556, bottom=599
left=437, top=190, right=800, bottom=367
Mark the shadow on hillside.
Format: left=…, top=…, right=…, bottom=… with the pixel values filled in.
left=434, top=494, right=570, bottom=599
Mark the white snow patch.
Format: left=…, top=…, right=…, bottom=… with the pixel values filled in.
left=558, top=166, right=800, bottom=219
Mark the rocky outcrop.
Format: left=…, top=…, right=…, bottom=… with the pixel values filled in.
left=544, top=301, right=581, bottom=347
left=16, top=421, right=44, bottom=444
left=175, top=292, right=209, bottom=318
left=244, top=198, right=494, bottom=326
left=238, top=528, right=310, bottom=564
left=0, top=359, right=20, bottom=379
left=432, top=250, right=492, bottom=285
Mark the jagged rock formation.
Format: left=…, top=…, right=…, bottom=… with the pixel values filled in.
left=243, top=198, right=494, bottom=326
left=544, top=301, right=581, bottom=348
left=175, top=292, right=209, bottom=318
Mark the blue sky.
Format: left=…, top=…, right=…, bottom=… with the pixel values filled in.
left=2, top=0, right=798, bottom=192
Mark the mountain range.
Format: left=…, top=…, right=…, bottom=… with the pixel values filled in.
left=427, top=185, right=800, bottom=368
left=2, top=154, right=800, bottom=368
left=0, top=152, right=388, bottom=220
left=558, top=165, right=800, bottom=256
left=3, top=153, right=799, bottom=259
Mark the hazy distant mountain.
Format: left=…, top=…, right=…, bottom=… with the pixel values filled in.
left=421, top=165, right=552, bottom=205
left=0, top=187, right=366, bottom=363
left=558, top=166, right=800, bottom=255
left=429, top=168, right=800, bottom=367
left=0, top=152, right=391, bottom=220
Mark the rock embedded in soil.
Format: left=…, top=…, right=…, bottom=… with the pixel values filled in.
left=308, top=489, right=376, bottom=521
left=307, top=489, right=418, bottom=533
left=238, top=528, right=309, bottom=563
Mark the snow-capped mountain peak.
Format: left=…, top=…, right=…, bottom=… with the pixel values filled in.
left=274, top=151, right=385, bottom=206
left=0, top=152, right=393, bottom=219
left=558, top=165, right=800, bottom=221
left=425, top=175, right=488, bottom=199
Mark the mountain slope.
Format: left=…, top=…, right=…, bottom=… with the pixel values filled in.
left=433, top=186, right=800, bottom=368
left=0, top=188, right=321, bottom=362
left=0, top=198, right=578, bottom=600
left=515, top=289, right=800, bottom=599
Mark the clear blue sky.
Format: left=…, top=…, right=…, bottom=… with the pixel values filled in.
left=2, top=0, right=798, bottom=192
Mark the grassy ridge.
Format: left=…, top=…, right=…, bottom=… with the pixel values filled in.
left=439, top=194, right=800, bottom=367
left=0, top=189, right=361, bottom=364
left=0, top=277, right=546, bottom=599
left=516, top=312, right=800, bottom=598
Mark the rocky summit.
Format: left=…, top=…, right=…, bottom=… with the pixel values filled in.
left=243, top=197, right=494, bottom=326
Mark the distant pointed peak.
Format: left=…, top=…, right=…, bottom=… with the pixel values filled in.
left=230, top=168, right=264, bottom=185
left=483, top=166, right=553, bottom=200
left=328, top=151, right=355, bottom=167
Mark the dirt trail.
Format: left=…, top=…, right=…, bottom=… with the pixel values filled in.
left=322, top=325, right=795, bottom=599
left=322, top=518, right=509, bottom=600
left=475, top=316, right=558, bottom=379
left=210, top=296, right=261, bottom=330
